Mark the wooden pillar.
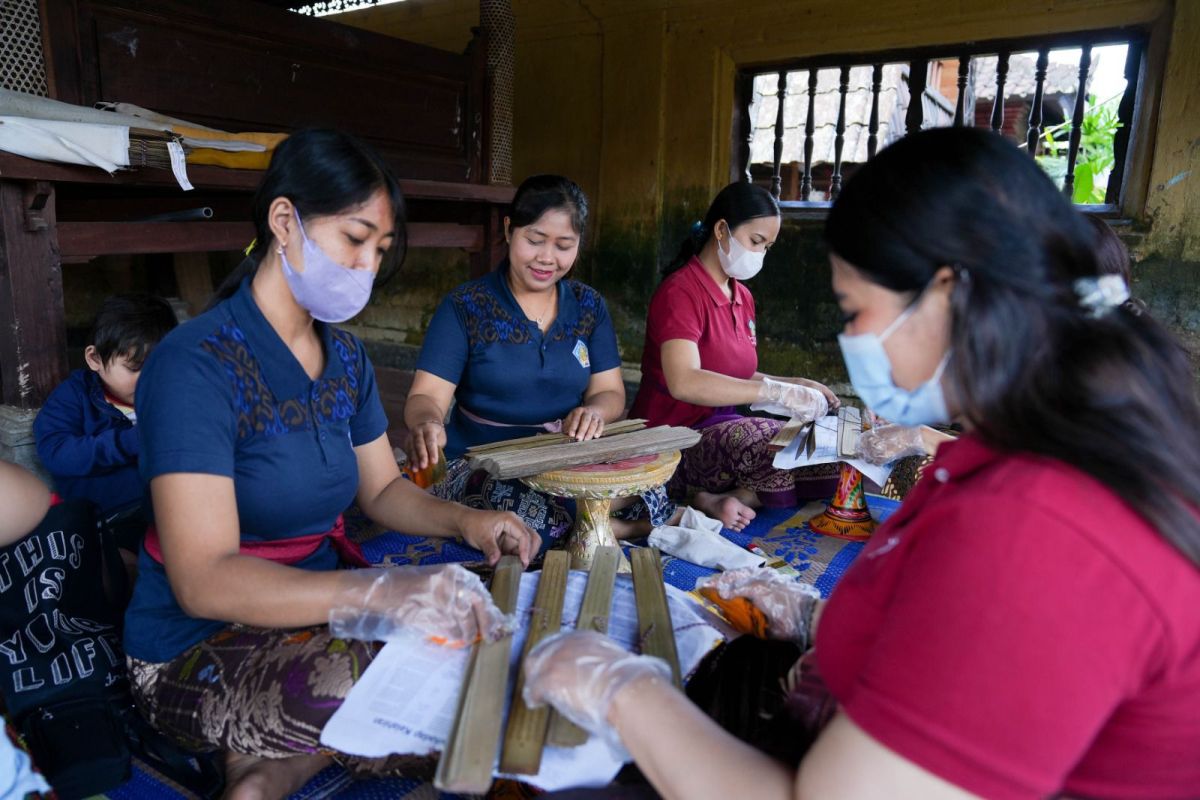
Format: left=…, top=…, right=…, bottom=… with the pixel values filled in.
left=173, top=252, right=213, bottom=317
left=0, top=180, right=68, bottom=409
left=472, top=205, right=505, bottom=278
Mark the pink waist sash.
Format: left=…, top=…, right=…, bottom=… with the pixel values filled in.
left=143, top=514, right=369, bottom=568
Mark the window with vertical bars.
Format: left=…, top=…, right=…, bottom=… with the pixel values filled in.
left=733, top=29, right=1147, bottom=212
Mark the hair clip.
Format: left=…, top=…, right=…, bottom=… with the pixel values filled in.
left=691, top=220, right=705, bottom=235
left=243, top=238, right=257, bottom=257
left=1073, top=274, right=1129, bottom=318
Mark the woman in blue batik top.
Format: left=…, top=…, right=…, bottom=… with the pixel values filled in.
left=404, top=175, right=676, bottom=543
left=123, top=129, right=538, bottom=797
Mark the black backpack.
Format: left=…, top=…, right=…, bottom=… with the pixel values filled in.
left=0, top=499, right=222, bottom=799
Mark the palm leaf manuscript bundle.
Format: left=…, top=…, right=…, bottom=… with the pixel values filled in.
left=466, top=423, right=702, bottom=480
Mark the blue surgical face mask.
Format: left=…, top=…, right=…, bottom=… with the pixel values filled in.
left=280, top=212, right=376, bottom=323
left=837, top=299, right=951, bottom=427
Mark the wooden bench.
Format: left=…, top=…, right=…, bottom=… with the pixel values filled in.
left=0, top=0, right=512, bottom=413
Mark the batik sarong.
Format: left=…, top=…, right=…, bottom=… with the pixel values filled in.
left=668, top=415, right=839, bottom=507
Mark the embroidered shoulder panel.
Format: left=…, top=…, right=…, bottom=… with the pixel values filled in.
left=553, top=281, right=603, bottom=342
left=200, top=323, right=360, bottom=440
left=449, top=280, right=534, bottom=350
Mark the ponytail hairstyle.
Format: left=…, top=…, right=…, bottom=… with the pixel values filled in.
left=664, top=181, right=779, bottom=276
left=825, top=126, right=1200, bottom=566
left=210, top=128, right=407, bottom=307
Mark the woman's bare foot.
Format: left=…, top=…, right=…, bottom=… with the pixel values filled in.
left=223, top=751, right=332, bottom=800
left=610, top=517, right=647, bottom=540
left=610, top=505, right=685, bottom=540
left=693, top=490, right=758, bottom=532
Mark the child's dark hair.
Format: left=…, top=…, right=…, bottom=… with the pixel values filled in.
left=89, top=294, right=178, bottom=369
left=825, top=126, right=1200, bottom=567
left=211, top=129, right=407, bottom=306
left=664, top=182, right=779, bottom=276
left=508, top=174, right=589, bottom=237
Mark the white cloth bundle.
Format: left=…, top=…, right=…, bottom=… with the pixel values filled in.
left=0, top=116, right=129, bottom=172
left=647, top=507, right=766, bottom=571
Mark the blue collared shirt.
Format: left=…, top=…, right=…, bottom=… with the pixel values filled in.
left=417, top=267, right=621, bottom=458
left=124, top=278, right=388, bottom=662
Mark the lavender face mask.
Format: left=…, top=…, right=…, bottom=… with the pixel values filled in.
left=280, top=212, right=376, bottom=323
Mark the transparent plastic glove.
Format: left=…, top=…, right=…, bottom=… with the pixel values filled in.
left=857, top=424, right=927, bottom=465
left=329, top=564, right=512, bottom=646
left=752, top=377, right=829, bottom=422
left=522, top=630, right=672, bottom=759
left=696, top=567, right=820, bottom=644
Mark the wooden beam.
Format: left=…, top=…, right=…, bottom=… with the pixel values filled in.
left=173, top=252, right=213, bottom=317
left=434, top=556, right=522, bottom=794
left=56, top=221, right=484, bottom=258
left=59, top=221, right=252, bottom=256
left=499, top=550, right=570, bottom=775
left=0, top=152, right=514, bottom=204
left=0, top=181, right=68, bottom=407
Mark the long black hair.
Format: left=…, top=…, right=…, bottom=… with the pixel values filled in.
left=826, top=126, right=1200, bottom=566
left=211, top=128, right=407, bottom=306
left=664, top=182, right=779, bottom=276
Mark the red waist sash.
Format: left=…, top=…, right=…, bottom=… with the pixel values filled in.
left=143, top=514, right=369, bottom=568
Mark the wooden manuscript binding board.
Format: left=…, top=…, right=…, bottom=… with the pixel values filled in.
left=499, top=550, right=571, bottom=775
left=434, top=556, right=522, bottom=793
left=439, top=547, right=681, bottom=789
left=545, top=545, right=621, bottom=748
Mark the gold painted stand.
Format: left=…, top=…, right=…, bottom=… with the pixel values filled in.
left=522, top=451, right=681, bottom=572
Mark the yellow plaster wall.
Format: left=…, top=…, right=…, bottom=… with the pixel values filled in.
left=340, top=0, right=1194, bottom=257
left=1144, top=0, right=1200, bottom=259
left=334, top=0, right=1197, bottom=382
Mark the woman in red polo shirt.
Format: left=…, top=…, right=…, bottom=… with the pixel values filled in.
left=523, top=128, right=1200, bottom=799
left=630, top=182, right=838, bottom=531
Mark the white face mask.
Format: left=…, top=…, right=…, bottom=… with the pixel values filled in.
left=716, top=226, right=765, bottom=281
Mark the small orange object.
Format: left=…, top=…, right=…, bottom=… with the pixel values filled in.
left=427, top=634, right=482, bottom=649
left=402, top=448, right=448, bottom=489
left=698, top=587, right=771, bottom=639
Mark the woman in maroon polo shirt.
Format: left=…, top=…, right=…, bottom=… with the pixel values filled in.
left=629, top=182, right=838, bottom=531
left=522, top=128, right=1200, bottom=799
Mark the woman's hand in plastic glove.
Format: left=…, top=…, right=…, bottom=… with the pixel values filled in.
left=697, top=567, right=821, bottom=645
left=785, top=377, right=841, bottom=412
left=522, top=630, right=672, bottom=754
left=757, top=377, right=830, bottom=422
left=857, top=424, right=928, bottom=465
left=329, top=563, right=511, bottom=645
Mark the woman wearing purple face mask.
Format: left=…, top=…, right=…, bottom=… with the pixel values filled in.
left=123, top=129, right=539, bottom=796
left=629, top=181, right=841, bottom=533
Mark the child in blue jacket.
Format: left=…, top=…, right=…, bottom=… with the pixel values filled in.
left=34, top=294, right=177, bottom=556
